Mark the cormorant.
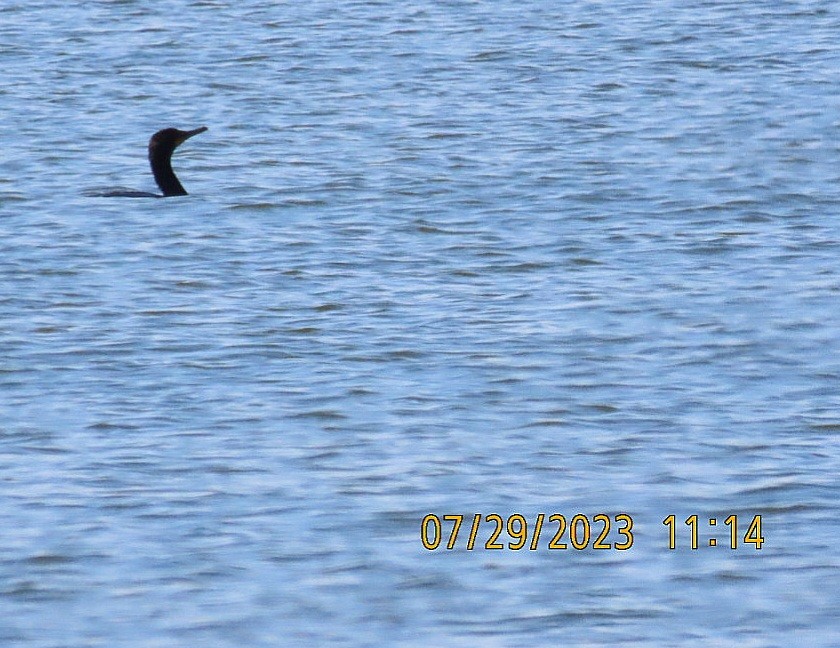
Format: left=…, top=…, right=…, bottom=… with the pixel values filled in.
left=91, top=126, right=208, bottom=197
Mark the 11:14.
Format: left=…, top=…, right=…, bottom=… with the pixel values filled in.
left=663, top=514, right=764, bottom=549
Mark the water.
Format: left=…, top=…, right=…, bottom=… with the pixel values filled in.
left=2, top=1, right=839, bottom=645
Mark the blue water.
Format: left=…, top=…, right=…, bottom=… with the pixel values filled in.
left=2, top=1, right=839, bottom=645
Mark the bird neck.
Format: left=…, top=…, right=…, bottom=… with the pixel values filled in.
left=149, top=148, right=187, bottom=196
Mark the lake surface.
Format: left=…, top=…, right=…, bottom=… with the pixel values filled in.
left=1, top=1, right=839, bottom=645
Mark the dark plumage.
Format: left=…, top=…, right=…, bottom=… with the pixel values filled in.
left=90, top=126, right=208, bottom=198
left=148, top=126, right=208, bottom=196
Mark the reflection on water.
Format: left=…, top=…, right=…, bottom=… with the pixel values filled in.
left=1, top=1, right=839, bottom=645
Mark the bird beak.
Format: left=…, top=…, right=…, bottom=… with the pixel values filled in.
left=179, top=126, right=208, bottom=144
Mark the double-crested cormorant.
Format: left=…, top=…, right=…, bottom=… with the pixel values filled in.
left=149, top=126, right=208, bottom=196
left=91, top=126, right=208, bottom=198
